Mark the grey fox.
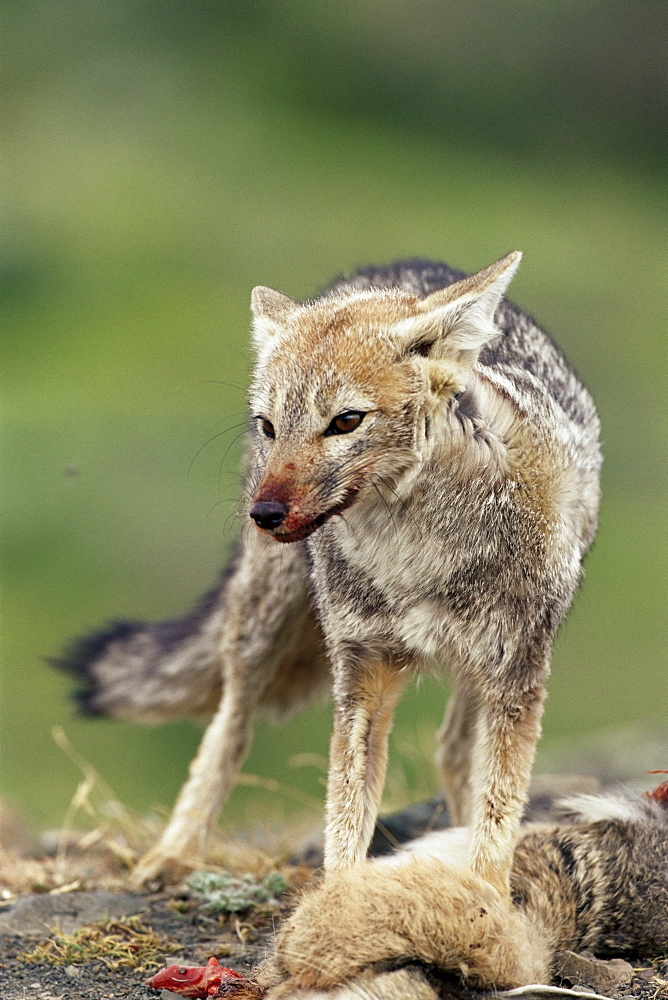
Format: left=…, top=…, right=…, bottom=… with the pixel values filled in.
left=56, top=254, right=601, bottom=888
left=259, top=787, right=668, bottom=998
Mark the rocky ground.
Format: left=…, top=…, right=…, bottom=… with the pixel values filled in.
left=1, top=780, right=666, bottom=1000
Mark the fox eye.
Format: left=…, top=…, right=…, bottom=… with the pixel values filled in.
left=324, top=411, right=365, bottom=436
left=258, top=417, right=275, bottom=439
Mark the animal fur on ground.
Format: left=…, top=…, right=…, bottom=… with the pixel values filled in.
left=55, top=256, right=601, bottom=888
left=254, top=790, right=668, bottom=999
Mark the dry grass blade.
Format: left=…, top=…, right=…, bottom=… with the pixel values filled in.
left=52, top=726, right=160, bottom=871
left=17, top=915, right=180, bottom=973
left=45, top=729, right=291, bottom=885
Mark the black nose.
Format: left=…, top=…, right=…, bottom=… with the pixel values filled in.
left=250, top=499, right=288, bottom=530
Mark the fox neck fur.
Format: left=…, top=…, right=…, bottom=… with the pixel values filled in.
left=249, top=254, right=600, bottom=681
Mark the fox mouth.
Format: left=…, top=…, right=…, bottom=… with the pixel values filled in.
left=269, top=486, right=361, bottom=543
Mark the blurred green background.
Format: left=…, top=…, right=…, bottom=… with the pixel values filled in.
left=3, top=1, right=666, bottom=839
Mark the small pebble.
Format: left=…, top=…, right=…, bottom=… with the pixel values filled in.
left=65, top=964, right=81, bottom=978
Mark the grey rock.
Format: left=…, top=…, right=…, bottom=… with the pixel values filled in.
left=554, top=950, right=634, bottom=993
left=0, top=890, right=145, bottom=936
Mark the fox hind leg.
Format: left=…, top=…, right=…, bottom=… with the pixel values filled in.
left=436, top=680, right=479, bottom=827
left=131, top=535, right=322, bottom=885
left=130, top=676, right=261, bottom=886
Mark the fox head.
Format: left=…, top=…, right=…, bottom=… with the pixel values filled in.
left=247, top=252, right=521, bottom=542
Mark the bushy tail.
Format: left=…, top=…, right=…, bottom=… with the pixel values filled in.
left=53, top=536, right=329, bottom=725
left=51, top=558, right=239, bottom=723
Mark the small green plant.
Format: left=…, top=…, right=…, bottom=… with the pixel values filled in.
left=187, top=869, right=287, bottom=913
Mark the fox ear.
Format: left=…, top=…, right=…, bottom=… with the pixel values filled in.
left=250, top=286, right=301, bottom=350
left=391, top=251, right=522, bottom=359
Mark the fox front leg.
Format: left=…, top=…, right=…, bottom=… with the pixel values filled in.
left=467, top=671, right=547, bottom=897
left=323, top=660, right=406, bottom=871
